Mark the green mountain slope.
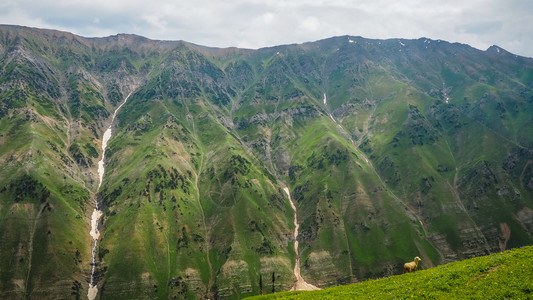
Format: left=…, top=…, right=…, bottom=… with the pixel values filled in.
left=247, top=245, right=533, bottom=299
left=0, top=25, right=532, bottom=299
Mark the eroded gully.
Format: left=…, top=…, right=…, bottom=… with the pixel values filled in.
left=283, top=187, right=320, bottom=291
left=88, top=92, right=132, bottom=300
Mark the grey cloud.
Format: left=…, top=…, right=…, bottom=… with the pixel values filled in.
left=456, top=21, right=503, bottom=35
left=0, top=0, right=531, bottom=57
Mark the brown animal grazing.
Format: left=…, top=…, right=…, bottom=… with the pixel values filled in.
left=403, top=256, right=421, bottom=273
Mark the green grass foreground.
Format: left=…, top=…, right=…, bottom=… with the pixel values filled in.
left=247, top=245, right=533, bottom=299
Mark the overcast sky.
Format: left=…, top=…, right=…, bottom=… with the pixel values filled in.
left=1, top=0, right=532, bottom=57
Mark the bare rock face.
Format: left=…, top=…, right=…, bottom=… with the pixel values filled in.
left=302, top=250, right=340, bottom=287
left=259, top=257, right=293, bottom=293
left=499, top=223, right=512, bottom=251
left=218, top=260, right=252, bottom=297
left=276, top=151, right=291, bottom=176
left=428, top=233, right=458, bottom=263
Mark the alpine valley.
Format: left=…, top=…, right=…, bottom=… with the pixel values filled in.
left=0, top=25, right=532, bottom=299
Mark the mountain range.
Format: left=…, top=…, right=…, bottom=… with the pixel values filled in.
left=0, top=24, right=532, bottom=299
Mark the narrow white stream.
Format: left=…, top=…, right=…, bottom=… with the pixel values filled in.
left=324, top=93, right=341, bottom=128
left=283, top=187, right=320, bottom=291
left=88, top=93, right=132, bottom=300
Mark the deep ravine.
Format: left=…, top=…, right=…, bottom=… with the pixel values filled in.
left=323, top=92, right=424, bottom=228
left=88, top=92, right=132, bottom=300
left=283, top=187, right=320, bottom=291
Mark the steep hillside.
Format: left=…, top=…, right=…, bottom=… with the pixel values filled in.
left=248, top=245, right=533, bottom=299
left=0, top=25, right=532, bottom=299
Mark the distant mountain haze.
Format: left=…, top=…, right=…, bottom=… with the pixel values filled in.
left=0, top=25, right=532, bottom=299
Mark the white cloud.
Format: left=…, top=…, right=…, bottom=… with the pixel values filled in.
left=253, top=12, right=276, bottom=26
left=300, top=16, right=320, bottom=32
